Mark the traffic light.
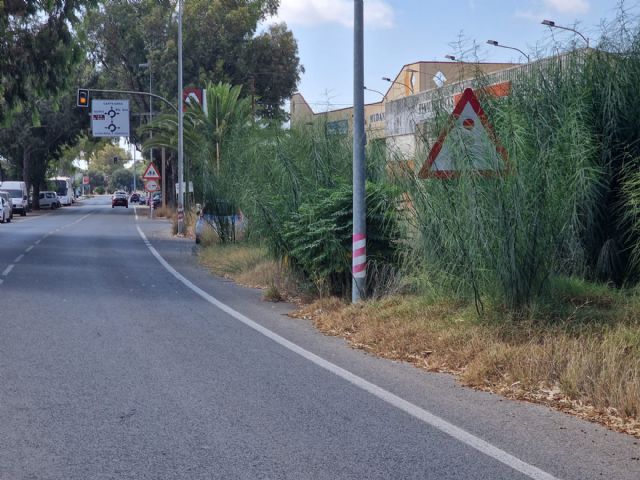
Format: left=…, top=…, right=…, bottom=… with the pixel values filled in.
left=77, top=89, right=89, bottom=108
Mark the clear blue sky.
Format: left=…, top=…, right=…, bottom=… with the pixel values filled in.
left=266, top=0, right=637, bottom=110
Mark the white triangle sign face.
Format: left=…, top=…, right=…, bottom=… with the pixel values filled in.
left=142, top=162, right=161, bottom=180
left=419, top=88, right=508, bottom=179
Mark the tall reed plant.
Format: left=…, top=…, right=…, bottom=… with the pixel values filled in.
left=400, top=52, right=603, bottom=312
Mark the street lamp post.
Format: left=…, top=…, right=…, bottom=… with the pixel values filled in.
left=486, top=40, right=530, bottom=62
left=138, top=62, right=153, bottom=157
left=177, top=0, right=185, bottom=234
left=352, top=0, right=366, bottom=303
left=139, top=62, right=153, bottom=202
left=542, top=19, right=589, bottom=47
left=382, top=76, right=414, bottom=94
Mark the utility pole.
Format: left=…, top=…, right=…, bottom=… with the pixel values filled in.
left=352, top=0, right=366, bottom=303
left=177, top=0, right=185, bottom=234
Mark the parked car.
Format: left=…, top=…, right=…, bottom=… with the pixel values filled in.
left=0, top=196, right=10, bottom=223
left=112, top=191, right=128, bottom=208
left=138, top=194, right=147, bottom=205
left=0, top=191, right=14, bottom=221
left=39, top=191, right=60, bottom=209
left=149, top=192, right=162, bottom=208
left=130, top=192, right=140, bottom=203
left=0, top=180, right=28, bottom=216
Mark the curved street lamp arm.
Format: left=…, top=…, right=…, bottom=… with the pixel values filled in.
left=487, top=41, right=530, bottom=62
left=381, top=77, right=414, bottom=94
left=542, top=20, right=589, bottom=47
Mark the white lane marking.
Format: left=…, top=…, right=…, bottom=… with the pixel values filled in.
left=2, top=265, right=14, bottom=276
left=34, top=240, right=41, bottom=245
left=25, top=246, right=34, bottom=253
left=134, top=206, right=138, bottom=220
left=0, top=279, right=3, bottom=285
left=14, top=254, right=24, bottom=263
left=135, top=224, right=560, bottom=480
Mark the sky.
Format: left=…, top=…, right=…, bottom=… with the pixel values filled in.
left=266, top=0, right=637, bottom=110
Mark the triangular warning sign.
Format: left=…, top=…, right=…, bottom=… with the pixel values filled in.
left=418, top=88, right=508, bottom=179
left=142, top=162, right=161, bottom=180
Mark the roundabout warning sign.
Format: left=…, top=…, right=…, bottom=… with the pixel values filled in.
left=91, top=100, right=130, bottom=137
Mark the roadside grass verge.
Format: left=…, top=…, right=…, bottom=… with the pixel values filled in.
left=196, top=242, right=640, bottom=436
left=197, top=242, right=311, bottom=302
left=293, top=279, right=640, bottom=437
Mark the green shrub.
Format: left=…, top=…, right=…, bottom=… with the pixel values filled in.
left=282, top=182, right=401, bottom=297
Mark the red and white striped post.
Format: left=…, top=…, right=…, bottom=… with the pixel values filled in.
left=352, top=232, right=367, bottom=280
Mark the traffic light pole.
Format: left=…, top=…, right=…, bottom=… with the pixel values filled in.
left=79, top=88, right=179, bottom=115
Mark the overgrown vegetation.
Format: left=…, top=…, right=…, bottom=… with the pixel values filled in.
left=188, top=8, right=640, bottom=432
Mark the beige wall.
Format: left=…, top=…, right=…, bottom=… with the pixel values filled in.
left=290, top=61, right=518, bottom=142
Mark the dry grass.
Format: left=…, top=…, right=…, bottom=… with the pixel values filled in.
left=197, top=242, right=311, bottom=302
left=292, top=290, right=640, bottom=437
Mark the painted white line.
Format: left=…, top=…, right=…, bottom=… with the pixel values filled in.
left=135, top=225, right=560, bottom=480
left=14, top=254, right=24, bottom=263
left=2, top=265, right=14, bottom=276
left=25, top=246, right=34, bottom=253
left=34, top=240, right=41, bottom=245
left=0, top=279, right=3, bottom=285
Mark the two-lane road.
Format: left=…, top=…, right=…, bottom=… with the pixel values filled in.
left=0, top=197, right=638, bottom=479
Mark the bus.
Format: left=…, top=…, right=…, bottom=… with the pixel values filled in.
left=48, top=177, right=74, bottom=206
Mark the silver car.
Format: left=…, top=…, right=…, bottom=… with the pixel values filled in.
left=0, top=191, right=13, bottom=221
left=0, top=196, right=10, bottom=223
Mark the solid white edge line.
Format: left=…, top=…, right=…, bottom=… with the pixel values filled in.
left=2, top=264, right=14, bottom=276
left=135, top=224, right=560, bottom=480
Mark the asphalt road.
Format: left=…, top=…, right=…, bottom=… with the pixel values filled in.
left=0, top=197, right=638, bottom=480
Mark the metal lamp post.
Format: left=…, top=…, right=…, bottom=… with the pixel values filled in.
left=352, top=0, right=366, bottom=303
left=177, top=0, right=185, bottom=234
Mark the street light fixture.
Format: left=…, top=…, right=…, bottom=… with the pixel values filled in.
left=541, top=19, right=589, bottom=47
left=364, top=86, right=386, bottom=100
left=381, top=77, right=414, bottom=94
left=486, top=40, right=530, bottom=62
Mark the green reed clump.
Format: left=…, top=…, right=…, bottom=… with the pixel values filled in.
left=400, top=52, right=603, bottom=312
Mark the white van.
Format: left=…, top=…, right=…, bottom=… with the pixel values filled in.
left=0, top=181, right=28, bottom=216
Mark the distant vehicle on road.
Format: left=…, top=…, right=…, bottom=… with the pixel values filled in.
left=0, top=191, right=14, bottom=221
left=0, top=196, right=10, bottom=223
left=130, top=192, right=140, bottom=204
left=112, top=191, right=128, bottom=208
left=0, top=181, right=28, bottom=216
left=39, top=191, right=60, bottom=209
left=48, top=177, right=74, bottom=206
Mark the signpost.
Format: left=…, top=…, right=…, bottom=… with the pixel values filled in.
left=144, top=180, right=159, bottom=192
left=418, top=88, right=508, bottom=179
left=91, top=100, right=130, bottom=137
left=143, top=163, right=161, bottom=218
